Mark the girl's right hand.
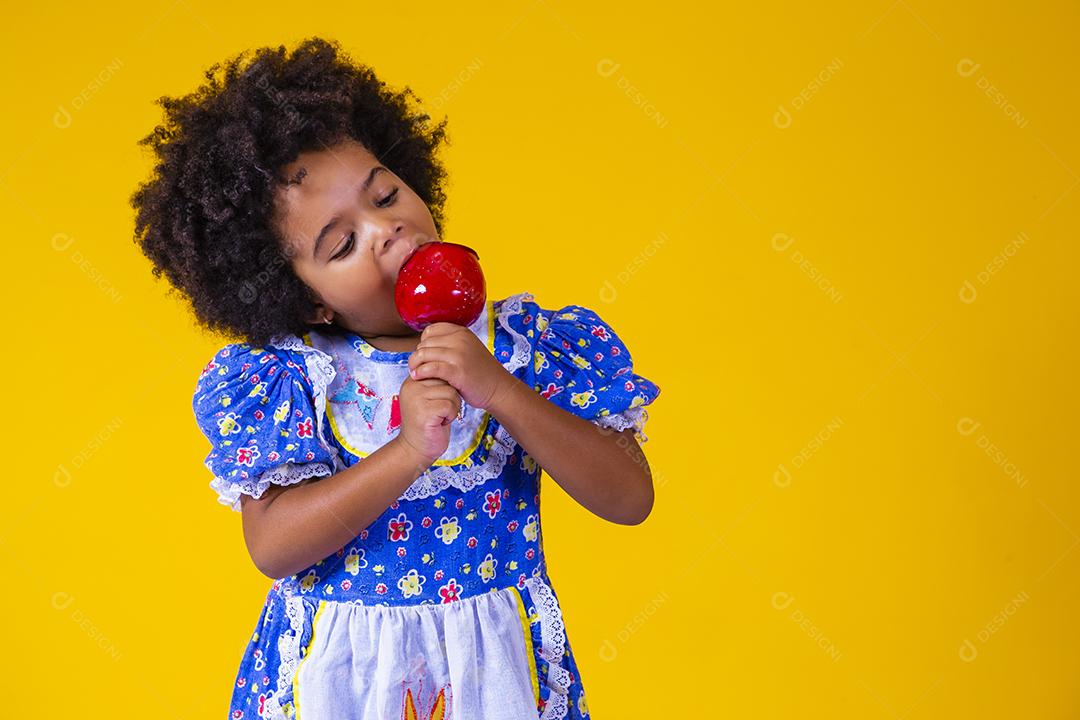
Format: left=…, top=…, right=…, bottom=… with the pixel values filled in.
left=396, top=375, right=463, bottom=467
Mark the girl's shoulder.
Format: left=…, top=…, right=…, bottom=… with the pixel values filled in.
left=191, top=338, right=343, bottom=511
left=495, top=290, right=662, bottom=444
left=194, top=340, right=306, bottom=392
left=492, top=291, right=644, bottom=352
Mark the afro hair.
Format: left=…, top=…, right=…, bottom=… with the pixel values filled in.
left=130, top=37, right=451, bottom=347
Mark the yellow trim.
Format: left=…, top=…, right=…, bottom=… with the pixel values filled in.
left=512, top=586, right=542, bottom=710
left=305, top=300, right=498, bottom=466
left=292, top=600, right=328, bottom=718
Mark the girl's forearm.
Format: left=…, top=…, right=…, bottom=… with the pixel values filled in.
left=247, top=437, right=432, bottom=579
left=486, top=376, right=654, bottom=525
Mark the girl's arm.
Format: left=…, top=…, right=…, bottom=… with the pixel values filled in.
left=487, top=378, right=654, bottom=525
left=240, top=436, right=433, bottom=579
left=409, top=321, right=656, bottom=526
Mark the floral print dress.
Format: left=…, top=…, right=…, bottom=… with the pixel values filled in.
left=192, top=291, right=661, bottom=720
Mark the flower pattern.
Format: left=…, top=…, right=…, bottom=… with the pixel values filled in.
left=389, top=513, right=413, bottom=542
left=191, top=292, right=661, bottom=719
left=435, top=516, right=461, bottom=545
left=398, top=568, right=426, bottom=598
left=484, top=489, right=503, bottom=519
left=439, top=578, right=462, bottom=604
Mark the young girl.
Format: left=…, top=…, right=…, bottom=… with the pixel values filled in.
left=132, top=37, right=660, bottom=720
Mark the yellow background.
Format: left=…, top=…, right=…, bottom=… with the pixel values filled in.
left=4, top=1, right=1077, bottom=717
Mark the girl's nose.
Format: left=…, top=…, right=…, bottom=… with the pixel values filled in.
left=378, top=223, right=405, bottom=254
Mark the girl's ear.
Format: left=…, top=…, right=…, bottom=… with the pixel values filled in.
left=305, top=303, right=333, bottom=326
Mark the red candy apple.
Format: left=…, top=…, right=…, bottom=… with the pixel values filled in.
left=394, top=241, right=486, bottom=331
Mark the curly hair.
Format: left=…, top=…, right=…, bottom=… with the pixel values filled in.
left=130, top=37, right=451, bottom=347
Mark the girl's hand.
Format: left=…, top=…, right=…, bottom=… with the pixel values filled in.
left=407, top=322, right=514, bottom=411
left=396, top=375, right=463, bottom=466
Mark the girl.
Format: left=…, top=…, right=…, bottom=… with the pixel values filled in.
left=132, top=37, right=660, bottom=720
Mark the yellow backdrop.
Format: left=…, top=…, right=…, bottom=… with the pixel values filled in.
left=5, top=1, right=1077, bottom=717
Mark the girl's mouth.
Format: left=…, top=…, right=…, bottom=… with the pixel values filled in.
left=399, top=244, right=420, bottom=272
left=397, top=238, right=443, bottom=274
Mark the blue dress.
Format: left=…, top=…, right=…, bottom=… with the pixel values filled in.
left=192, top=291, right=661, bottom=720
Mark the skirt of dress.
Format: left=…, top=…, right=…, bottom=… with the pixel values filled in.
left=229, top=573, right=589, bottom=720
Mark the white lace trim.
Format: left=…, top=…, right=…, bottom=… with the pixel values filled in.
left=398, top=420, right=519, bottom=501
left=592, top=405, right=652, bottom=444
left=209, top=462, right=335, bottom=513
left=260, top=594, right=308, bottom=720
left=267, top=334, right=349, bottom=473
left=500, top=292, right=653, bottom=446
left=205, top=335, right=347, bottom=513
left=497, top=291, right=535, bottom=375
left=526, top=575, right=572, bottom=720
left=259, top=296, right=540, bottom=503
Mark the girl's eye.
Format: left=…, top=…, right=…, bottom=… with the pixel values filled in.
left=330, top=189, right=397, bottom=260
left=331, top=233, right=355, bottom=260
left=376, top=187, right=399, bottom=208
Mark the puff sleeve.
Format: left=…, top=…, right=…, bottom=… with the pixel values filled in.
left=192, top=343, right=338, bottom=511
left=518, top=299, right=661, bottom=443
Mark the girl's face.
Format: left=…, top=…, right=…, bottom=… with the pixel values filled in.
left=272, top=137, right=441, bottom=343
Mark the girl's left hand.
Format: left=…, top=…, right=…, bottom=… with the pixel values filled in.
left=407, top=323, right=514, bottom=411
